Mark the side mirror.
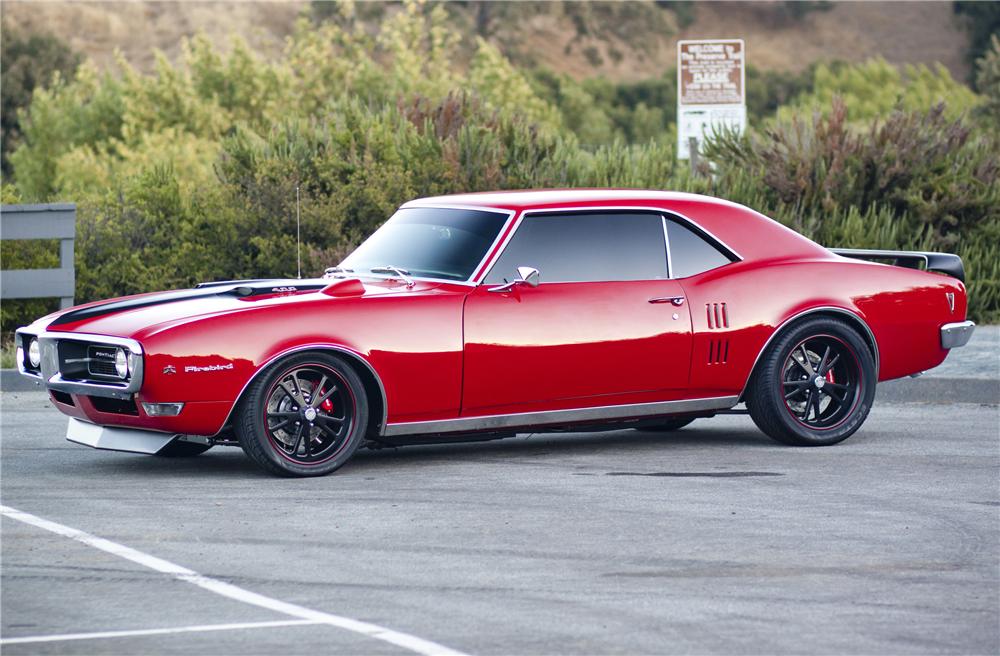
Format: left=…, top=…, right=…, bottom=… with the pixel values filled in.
left=487, top=266, right=540, bottom=293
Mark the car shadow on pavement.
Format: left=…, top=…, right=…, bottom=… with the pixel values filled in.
left=61, top=424, right=775, bottom=479
left=340, top=425, right=780, bottom=477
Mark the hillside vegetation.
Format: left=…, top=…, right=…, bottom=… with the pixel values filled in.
left=0, top=1, right=975, bottom=80
left=1, top=1, right=997, bottom=334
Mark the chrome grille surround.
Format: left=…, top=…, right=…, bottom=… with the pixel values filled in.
left=15, top=330, right=144, bottom=400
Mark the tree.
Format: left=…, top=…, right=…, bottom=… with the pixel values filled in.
left=0, top=25, right=80, bottom=177
left=976, top=34, right=1000, bottom=126
left=954, top=1, right=1000, bottom=89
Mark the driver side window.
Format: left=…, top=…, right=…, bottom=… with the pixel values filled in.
left=484, top=211, right=668, bottom=284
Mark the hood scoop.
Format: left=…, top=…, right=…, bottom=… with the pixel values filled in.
left=321, top=278, right=366, bottom=297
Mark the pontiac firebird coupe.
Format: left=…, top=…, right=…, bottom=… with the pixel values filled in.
left=16, top=190, right=975, bottom=476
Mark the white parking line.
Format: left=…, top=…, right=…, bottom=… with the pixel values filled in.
left=1, top=505, right=469, bottom=656
left=1, top=620, right=321, bottom=645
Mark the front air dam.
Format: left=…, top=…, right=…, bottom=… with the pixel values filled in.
left=66, top=417, right=178, bottom=454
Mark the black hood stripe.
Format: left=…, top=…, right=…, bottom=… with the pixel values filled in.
left=48, top=280, right=328, bottom=327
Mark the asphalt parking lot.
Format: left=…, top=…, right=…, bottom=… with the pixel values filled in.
left=2, top=385, right=998, bottom=655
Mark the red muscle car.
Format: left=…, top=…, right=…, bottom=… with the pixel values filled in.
left=16, top=190, right=975, bottom=476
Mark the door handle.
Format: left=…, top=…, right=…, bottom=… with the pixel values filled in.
left=649, top=296, right=685, bottom=306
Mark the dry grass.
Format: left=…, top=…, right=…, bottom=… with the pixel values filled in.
left=0, top=1, right=970, bottom=81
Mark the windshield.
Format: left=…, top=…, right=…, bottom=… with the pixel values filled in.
left=340, top=207, right=509, bottom=281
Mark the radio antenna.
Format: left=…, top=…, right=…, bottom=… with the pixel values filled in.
left=296, top=185, right=302, bottom=279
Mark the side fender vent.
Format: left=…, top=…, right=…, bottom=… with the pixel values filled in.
left=708, top=339, right=730, bottom=365
left=706, top=302, right=729, bottom=329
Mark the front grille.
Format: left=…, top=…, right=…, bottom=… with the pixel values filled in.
left=87, top=346, right=120, bottom=378
left=56, top=341, right=128, bottom=383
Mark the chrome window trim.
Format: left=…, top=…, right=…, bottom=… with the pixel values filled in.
left=344, top=203, right=517, bottom=287
left=477, top=205, right=743, bottom=285
left=661, top=215, right=673, bottom=278
left=216, top=343, right=389, bottom=437
left=738, top=306, right=880, bottom=401
left=383, top=395, right=739, bottom=437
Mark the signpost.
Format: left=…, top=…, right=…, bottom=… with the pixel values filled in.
left=677, top=39, right=746, bottom=161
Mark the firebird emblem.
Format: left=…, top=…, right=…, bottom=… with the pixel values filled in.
left=163, top=365, right=176, bottom=375
left=185, top=363, right=235, bottom=373
left=946, top=292, right=955, bottom=313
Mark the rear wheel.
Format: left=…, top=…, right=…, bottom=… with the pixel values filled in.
left=237, top=352, right=368, bottom=477
left=746, top=317, right=875, bottom=446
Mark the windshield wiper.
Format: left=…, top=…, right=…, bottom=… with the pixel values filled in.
left=369, top=265, right=415, bottom=287
left=322, top=266, right=355, bottom=279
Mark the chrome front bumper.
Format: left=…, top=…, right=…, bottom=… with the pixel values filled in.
left=941, top=321, right=975, bottom=349
left=66, top=418, right=178, bottom=454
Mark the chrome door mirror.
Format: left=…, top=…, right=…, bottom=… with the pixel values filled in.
left=487, top=266, right=540, bottom=293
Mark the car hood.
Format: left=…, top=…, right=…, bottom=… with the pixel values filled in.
left=33, top=277, right=445, bottom=340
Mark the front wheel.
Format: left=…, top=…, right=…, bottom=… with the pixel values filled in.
left=746, top=317, right=875, bottom=446
left=237, top=352, right=368, bottom=477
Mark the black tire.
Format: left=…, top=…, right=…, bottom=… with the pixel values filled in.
left=746, top=317, right=875, bottom=446
left=236, top=352, right=368, bottom=477
left=155, top=440, right=212, bottom=457
left=637, top=417, right=696, bottom=432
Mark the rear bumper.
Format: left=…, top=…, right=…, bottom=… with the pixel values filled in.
left=66, top=417, right=178, bottom=454
left=941, top=321, right=975, bottom=349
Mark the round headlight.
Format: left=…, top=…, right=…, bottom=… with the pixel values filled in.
left=28, top=339, right=41, bottom=368
left=115, top=348, right=129, bottom=379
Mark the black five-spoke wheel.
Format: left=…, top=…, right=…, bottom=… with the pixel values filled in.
left=747, top=317, right=875, bottom=446
left=238, top=352, right=368, bottom=476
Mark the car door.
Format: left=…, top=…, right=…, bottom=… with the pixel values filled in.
left=462, top=210, right=693, bottom=416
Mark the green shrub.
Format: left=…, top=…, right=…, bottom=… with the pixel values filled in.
left=779, top=58, right=983, bottom=124
left=703, top=98, right=1000, bottom=321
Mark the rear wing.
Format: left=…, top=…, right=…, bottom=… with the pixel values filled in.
left=829, top=248, right=965, bottom=283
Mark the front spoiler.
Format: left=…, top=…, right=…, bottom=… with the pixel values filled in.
left=941, top=321, right=975, bottom=349
left=66, top=418, right=178, bottom=454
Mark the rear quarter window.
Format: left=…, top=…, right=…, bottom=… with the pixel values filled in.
left=666, top=219, right=735, bottom=278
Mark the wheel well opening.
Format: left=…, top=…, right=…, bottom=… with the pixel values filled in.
left=740, top=309, right=879, bottom=402
left=227, top=347, right=387, bottom=439
left=324, top=350, right=387, bottom=438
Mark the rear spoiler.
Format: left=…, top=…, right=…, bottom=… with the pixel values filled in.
left=829, top=248, right=965, bottom=283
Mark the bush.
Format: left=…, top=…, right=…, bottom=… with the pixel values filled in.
left=703, top=98, right=1000, bottom=321
left=779, top=58, right=983, bottom=124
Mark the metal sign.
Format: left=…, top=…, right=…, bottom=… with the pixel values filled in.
left=677, top=39, right=746, bottom=160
